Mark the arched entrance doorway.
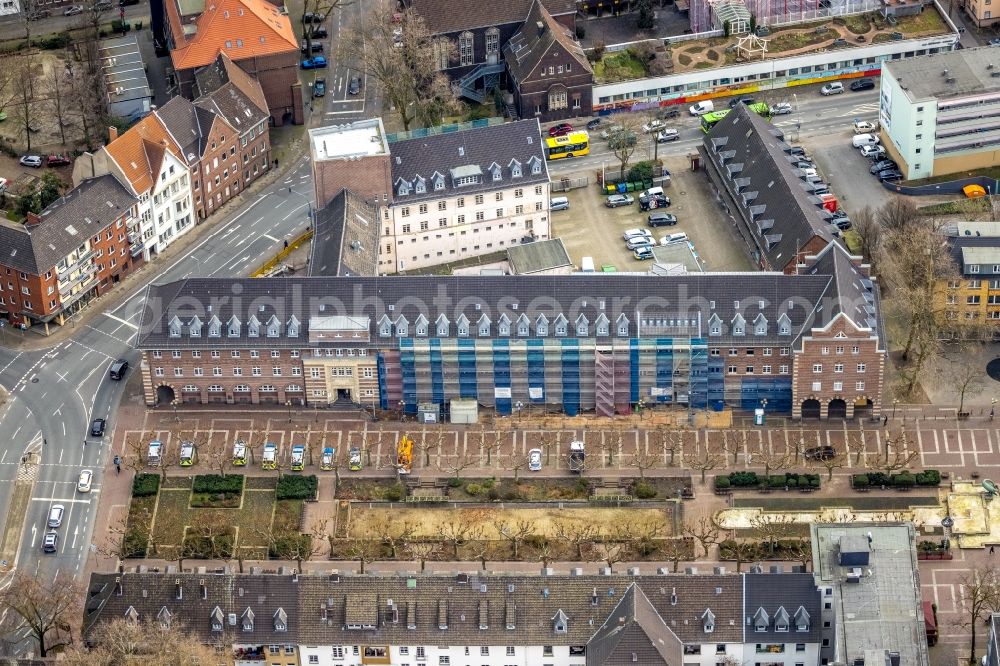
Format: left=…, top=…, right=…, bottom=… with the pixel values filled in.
left=801, top=398, right=821, bottom=419
left=854, top=398, right=873, bottom=419
left=156, top=385, right=175, bottom=406
left=828, top=398, right=847, bottom=419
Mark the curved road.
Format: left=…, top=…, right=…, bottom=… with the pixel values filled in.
left=0, top=156, right=316, bottom=652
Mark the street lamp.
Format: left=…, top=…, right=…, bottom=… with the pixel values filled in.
left=636, top=397, right=646, bottom=420
left=515, top=401, right=524, bottom=423
left=892, top=398, right=899, bottom=420
left=285, top=400, right=292, bottom=424
left=992, top=398, right=997, bottom=421
left=398, top=400, right=405, bottom=422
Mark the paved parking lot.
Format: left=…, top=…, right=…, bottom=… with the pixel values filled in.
left=800, top=124, right=895, bottom=218
left=552, top=154, right=755, bottom=272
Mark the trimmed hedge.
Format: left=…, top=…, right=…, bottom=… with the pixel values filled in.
left=192, top=474, right=244, bottom=495
left=132, top=473, right=160, bottom=497
left=853, top=469, right=940, bottom=488
left=276, top=474, right=318, bottom=500
left=715, top=471, right=820, bottom=490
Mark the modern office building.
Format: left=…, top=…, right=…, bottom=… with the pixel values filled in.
left=880, top=47, right=1000, bottom=181
left=136, top=240, right=884, bottom=419
left=83, top=569, right=823, bottom=666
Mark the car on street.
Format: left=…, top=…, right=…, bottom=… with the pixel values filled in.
left=821, top=82, right=844, bottom=95
left=586, top=118, right=601, bottom=130
left=348, top=76, right=361, bottom=95
left=878, top=169, right=904, bottom=182
left=991, top=38, right=1000, bottom=46
left=348, top=446, right=362, bottom=471
left=548, top=123, right=573, bottom=137
left=623, top=228, right=652, bottom=242
left=853, top=120, right=877, bottom=134
left=46, top=154, right=71, bottom=167
left=109, top=358, right=128, bottom=380
left=639, top=193, right=670, bottom=211
left=90, top=418, right=106, bottom=437
left=728, top=96, right=756, bottom=108
left=608, top=130, right=637, bottom=148
left=19, top=155, right=42, bottom=168
left=655, top=128, right=679, bottom=143
left=320, top=447, right=334, bottom=470
left=805, top=445, right=837, bottom=461
left=633, top=246, right=655, bottom=260
left=641, top=119, right=665, bottom=134
left=660, top=232, right=689, bottom=246
left=300, top=56, right=327, bottom=69
left=42, top=532, right=58, bottom=553
left=833, top=218, right=852, bottom=230
left=860, top=144, right=886, bottom=159
left=300, top=40, right=323, bottom=53
left=63, top=5, right=83, bottom=15
left=771, top=102, right=793, bottom=115
left=311, top=26, right=328, bottom=38
left=657, top=106, right=680, bottom=119
left=26, top=9, right=50, bottom=19
left=77, top=469, right=93, bottom=493
left=302, top=11, right=323, bottom=22
left=788, top=146, right=807, bottom=157
left=48, top=504, right=65, bottom=528
left=647, top=212, right=678, bottom=227
left=606, top=194, right=634, bottom=208
left=528, top=448, right=542, bottom=471
left=850, top=78, right=876, bottom=91
left=870, top=159, right=897, bottom=174
left=313, top=76, right=326, bottom=97
left=599, top=124, right=623, bottom=139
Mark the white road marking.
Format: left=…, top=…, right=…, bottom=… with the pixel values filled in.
left=263, top=234, right=279, bottom=242
left=30, top=497, right=91, bottom=503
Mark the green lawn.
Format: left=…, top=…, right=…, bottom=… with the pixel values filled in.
left=593, top=50, right=649, bottom=83
left=895, top=8, right=947, bottom=34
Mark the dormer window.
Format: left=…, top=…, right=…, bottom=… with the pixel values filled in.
left=794, top=606, right=810, bottom=632
left=241, top=607, right=255, bottom=632
left=287, top=315, right=300, bottom=338
left=754, top=314, right=767, bottom=336
left=247, top=315, right=260, bottom=338
left=529, top=156, right=542, bottom=175
left=702, top=609, right=715, bottom=633
left=414, top=177, right=426, bottom=194
left=189, top=315, right=202, bottom=338
left=266, top=315, right=280, bottom=337
left=753, top=607, right=769, bottom=632
left=436, top=315, right=450, bottom=336
left=395, top=316, right=409, bottom=337
left=576, top=315, right=588, bottom=337
left=274, top=608, right=288, bottom=632
left=397, top=180, right=411, bottom=196
left=536, top=315, right=549, bottom=337
left=709, top=314, right=722, bottom=336
left=595, top=314, right=609, bottom=337
left=227, top=316, right=241, bottom=337
left=210, top=606, right=225, bottom=632
left=517, top=314, right=530, bottom=336
left=415, top=315, right=428, bottom=337
left=168, top=316, right=182, bottom=338
left=157, top=606, right=172, bottom=630
left=433, top=174, right=445, bottom=191
left=457, top=315, right=469, bottom=337
left=778, top=313, right=792, bottom=336
left=553, top=609, right=568, bottom=634
left=511, top=161, right=522, bottom=178
left=774, top=607, right=789, bottom=632
left=554, top=315, right=568, bottom=336
left=732, top=314, right=746, bottom=337
left=478, top=315, right=490, bottom=337
left=207, top=315, right=221, bottom=338
left=491, top=165, right=502, bottom=182
left=378, top=315, right=392, bottom=338
left=498, top=315, right=510, bottom=337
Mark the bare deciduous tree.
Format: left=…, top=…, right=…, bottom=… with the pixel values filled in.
left=608, top=113, right=643, bottom=181
left=405, top=540, right=439, bottom=572
left=683, top=517, right=720, bottom=559
left=958, top=566, right=1000, bottom=664
left=684, top=450, right=722, bottom=483
left=851, top=205, right=882, bottom=276
left=553, top=518, right=598, bottom=561
left=496, top=518, right=535, bottom=559
left=9, top=55, right=38, bottom=152
left=0, top=573, right=81, bottom=657
left=61, top=617, right=221, bottom=666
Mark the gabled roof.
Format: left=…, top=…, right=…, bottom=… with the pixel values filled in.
left=156, top=96, right=213, bottom=166
left=744, top=569, right=822, bottom=643
left=194, top=54, right=269, bottom=134
left=503, top=0, right=592, bottom=83
left=309, top=189, right=381, bottom=277
left=586, top=583, right=678, bottom=666
left=802, top=241, right=883, bottom=347
left=703, top=104, right=835, bottom=271
left=104, top=114, right=182, bottom=194
left=169, top=0, right=297, bottom=71
left=409, top=0, right=576, bottom=35
left=0, top=175, right=136, bottom=275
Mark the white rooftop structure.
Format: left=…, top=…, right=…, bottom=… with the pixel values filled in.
left=309, top=119, right=389, bottom=161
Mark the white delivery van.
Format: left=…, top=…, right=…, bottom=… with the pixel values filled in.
left=581, top=256, right=595, bottom=272
left=852, top=133, right=880, bottom=148
left=689, top=100, right=714, bottom=116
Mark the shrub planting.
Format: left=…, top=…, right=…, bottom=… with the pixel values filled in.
left=276, top=475, right=318, bottom=500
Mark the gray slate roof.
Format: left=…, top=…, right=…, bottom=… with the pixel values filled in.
left=507, top=237, right=572, bottom=274
left=803, top=241, right=883, bottom=347
left=0, top=175, right=137, bottom=275
left=157, top=95, right=214, bottom=166
left=947, top=234, right=1000, bottom=276
left=410, top=0, right=576, bottom=35
left=743, top=570, right=822, bottom=643
left=389, top=119, right=549, bottom=206
left=98, top=35, right=152, bottom=107
left=135, top=269, right=875, bottom=349
left=85, top=571, right=803, bottom=651
left=884, top=46, right=1000, bottom=103
left=193, top=54, right=269, bottom=135
left=309, top=189, right=380, bottom=277
left=704, top=104, right=835, bottom=271
left=503, top=0, right=591, bottom=83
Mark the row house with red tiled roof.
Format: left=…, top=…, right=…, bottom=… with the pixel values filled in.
left=165, top=0, right=302, bottom=125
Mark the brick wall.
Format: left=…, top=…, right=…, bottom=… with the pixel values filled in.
left=92, top=212, right=143, bottom=293
left=0, top=268, right=51, bottom=322
left=791, top=319, right=883, bottom=419
left=313, top=154, right=391, bottom=210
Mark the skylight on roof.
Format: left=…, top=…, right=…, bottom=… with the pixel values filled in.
left=65, top=224, right=78, bottom=235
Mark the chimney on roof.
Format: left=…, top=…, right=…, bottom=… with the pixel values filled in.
left=108, top=126, right=119, bottom=142
left=24, top=212, right=42, bottom=227
left=536, top=20, right=545, bottom=36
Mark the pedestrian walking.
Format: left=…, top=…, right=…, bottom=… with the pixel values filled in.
left=991, top=545, right=995, bottom=555
left=116, top=463, right=121, bottom=475
left=882, top=414, right=888, bottom=426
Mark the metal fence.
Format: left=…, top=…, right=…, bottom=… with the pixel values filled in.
left=386, top=117, right=505, bottom=144
left=550, top=176, right=590, bottom=192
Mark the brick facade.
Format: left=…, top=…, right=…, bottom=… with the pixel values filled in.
left=312, top=154, right=392, bottom=210
left=178, top=52, right=302, bottom=126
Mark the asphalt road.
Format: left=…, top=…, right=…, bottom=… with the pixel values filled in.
left=546, top=86, right=882, bottom=179
left=0, top=155, right=316, bottom=653
left=0, top=4, right=150, bottom=40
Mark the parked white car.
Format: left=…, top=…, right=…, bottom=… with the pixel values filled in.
left=860, top=144, right=887, bottom=159
left=821, top=82, right=844, bottom=95
left=853, top=120, right=878, bottom=134
left=771, top=102, right=793, bottom=115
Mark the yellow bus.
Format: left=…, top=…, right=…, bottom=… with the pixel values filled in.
left=545, top=130, right=590, bottom=160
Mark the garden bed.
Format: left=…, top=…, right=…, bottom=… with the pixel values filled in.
left=851, top=470, right=940, bottom=490
left=716, top=471, right=820, bottom=491
left=447, top=477, right=591, bottom=501
left=592, top=50, right=649, bottom=83
left=628, top=477, right=693, bottom=500
left=336, top=478, right=406, bottom=501
left=733, top=496, right=939, bottom=511
left=190, top=474, right=244, bottom=508
left=124, top=495, right=156, bottom=558
left=719, top=538, right=811, bottom=562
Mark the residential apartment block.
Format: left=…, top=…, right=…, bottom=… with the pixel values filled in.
left=165, top=0, right=303, bottom=125
left=84, top=569, right=825, bottom=666
left=0, top=175, right=140, bottom=331
left=73, top=56, right=270, bottom=258
left=938, top=225, right=1000, bottom=336
left=701, top=104, right=837, bottom=274
left=880, top=47, right=1000, bottom=180
left=310, top=119, right=551, bottom=274
left=136, top=243, right=884, bottom=419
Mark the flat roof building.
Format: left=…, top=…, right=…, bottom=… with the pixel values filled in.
left=880, top=47, right=1000, bottom=180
